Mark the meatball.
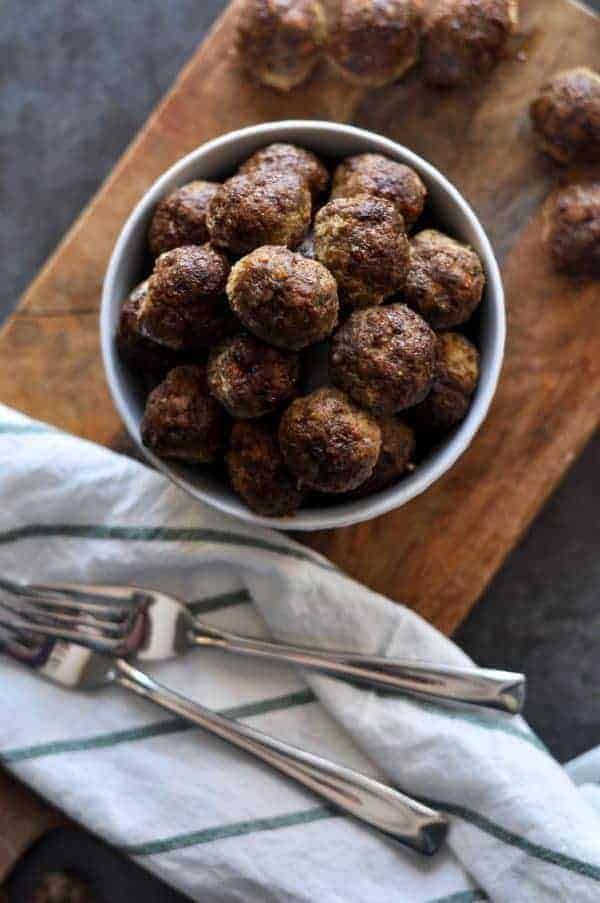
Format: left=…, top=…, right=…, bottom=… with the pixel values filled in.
left=239, top=143, right=329, bottom=201
left=207, top=333, right=300, bottom=418
left=228, top=419, right=304, bottom=516
left=410, top=332, right=480, bottom=430
left=141, top=365, right=228, bottom=462
left=138, top=245, right=233, bottom=351
left=116, top=280, right=183, bottom=375
left=348, top=415, right=416, bottom=497
left=236, top=0, right=327, bottom=92
left=207, top=172, right=312, bottom=255
left=227, top=246, right=339, bottom=350
left=314, top=195, right=410, bottom=307
left=148, top=181, right=220, bottom=257
left=330, top=304, right=436, bottom=414
left=421, top=0, right=519, bottom=88
left=545, top=182, right=600, bottom=278
left=327, top=0, right=420, bottom=88
left=332, top=153, right=427, bottom=230
left=530, top=68, right=600, bottom=164
left=404, top=229, right=486, bottom=329
left=279, top=387, right=382, bottom=493
left=32, top=872, right=95, bottom=903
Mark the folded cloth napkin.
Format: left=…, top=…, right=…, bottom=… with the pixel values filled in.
left=1, top=402, right=600, bottom=903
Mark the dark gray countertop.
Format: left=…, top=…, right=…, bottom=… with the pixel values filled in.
left=1, top=1, right=599, bottom=898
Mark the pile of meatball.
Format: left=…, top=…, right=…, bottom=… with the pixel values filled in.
left=117, top=143, right=485, bottom=518
left=236, top=0, right=519, bottom=92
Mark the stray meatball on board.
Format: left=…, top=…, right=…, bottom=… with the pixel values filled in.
left=2, top=0, right=600, bottom=648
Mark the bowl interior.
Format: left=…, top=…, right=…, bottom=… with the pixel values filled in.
left=102, top=121, right=504, bottom=531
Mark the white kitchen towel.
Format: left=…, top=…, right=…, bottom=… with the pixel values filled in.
left=1, top=402, right=599, bottom=903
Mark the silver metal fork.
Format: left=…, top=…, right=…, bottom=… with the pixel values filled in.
left=0, top=578, right=526, bottom=713
left=0, top=610, right=447, bottom=855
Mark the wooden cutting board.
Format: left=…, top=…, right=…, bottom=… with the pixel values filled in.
left=1, top=0, right=599, bottom=883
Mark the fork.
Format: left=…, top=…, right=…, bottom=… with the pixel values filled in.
left=0, top=613, right=447, bottom=855
left=0, top=577, right=526, bottom=713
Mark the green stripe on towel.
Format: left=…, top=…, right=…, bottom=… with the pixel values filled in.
left=429, top=891, right=488, bottom=903
left=123, top=805, right=337, bottom=856
left=0, top=524, right=339, bottom=573
left=0, top=425, right=55, bottom=435
left=421, top=797, right=600, bottom=883
left=188, top=590, right=251, bottom=615
left=1, top=689, right=316, bottom=764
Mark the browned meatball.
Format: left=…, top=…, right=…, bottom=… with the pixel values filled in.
left=531, top=68, right=600, bottom=164
left=545, top=182, right=600, bottom=278
left=421, top=0, right=518, bottom=88
left=149, top=181, right=220, bottom=257
left=228, top=419, right=304, bottom=516
left=207, top=333, right=300, bottom=418
left=348, top=415, right=416, bottom=497
left=141, top=365, right=228, bottom=462
left=227, top=246, right=339, bottom=350
left=239, top=143, right=329, bottom=201
left=404, top=230, right=486, bottom=329
left=330, top=304, right=436, bottom=414
left=138, top=245, right=233, bottom=351
left=279, top=387, right=381, bottom=493
left=332, top=153, right=427, bottom=230
left=410, top=332, right=480, bottom=430
left=327, top=0, right=420, bottom=88
left=314, top=196, right=410, bottom=307
left=236, top=0, right=327, bottom=92
left=207, top=172, right=312, bottom=256
left=116, top=280, right=183, bottom=375
left=32, top=872, right=95, bottom=903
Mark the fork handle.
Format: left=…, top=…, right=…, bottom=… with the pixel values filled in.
left=114, top=659, right=447, bottom=856
left=191, top=627, right=526, bottom=714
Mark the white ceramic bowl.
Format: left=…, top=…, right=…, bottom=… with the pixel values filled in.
left=101, top=120, right=505, bottom=532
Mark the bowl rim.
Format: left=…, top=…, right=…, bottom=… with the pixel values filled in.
left=101, top=119, right=505, bottom=532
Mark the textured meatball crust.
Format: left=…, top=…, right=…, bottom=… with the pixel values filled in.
left=139, top=245, right=233, bottom=351
left=330, top=304, right=436, bottom=414
left=332, top=153, right=427, bottom=230
left=410, top=332, right=480, bottom=430
left=228, top=420, right=304, bottom=516
left=207, top=172, right=312, bottom=255
left=239, top=143, right=329, bottom=201
left=149, top=181, right=220, bottom=257
left=545, top=182, right=600, bottom=277
left=116, top=280, right=183, bottom=375
left=327, top=0, right=420, bottom=88
left=421, top=0, right=519, bottom=88
left=314, top=195, right=410, bottom=308
left=236, top=0, right=327, bottom=92
left=207, top=333, right=300, bottom=418
left=279, top=387, right=382, bottom=493
left=141, top=365, right=229, bottom=462
left=405, top=229, right=486, bottom=329
left=531, top=68, right=600, bottom=164
left=227, top=246, right=339, bottom=350
left=348, top=415, right=416, bottom=497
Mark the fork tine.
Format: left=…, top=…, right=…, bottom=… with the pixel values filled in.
left=0, top=596, right=128, bottom=643
left=0, top=577, right=134, bottom=620
left=23, top=594, right=132, bottom=624
left=0, top=610, right=124, bottom=654
left=11, top=602, right=129, bottom=637
left=29, top=581, right=145, bottom=608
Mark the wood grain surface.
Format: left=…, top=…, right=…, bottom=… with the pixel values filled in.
left=1, top=0, right=599, bottom=881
